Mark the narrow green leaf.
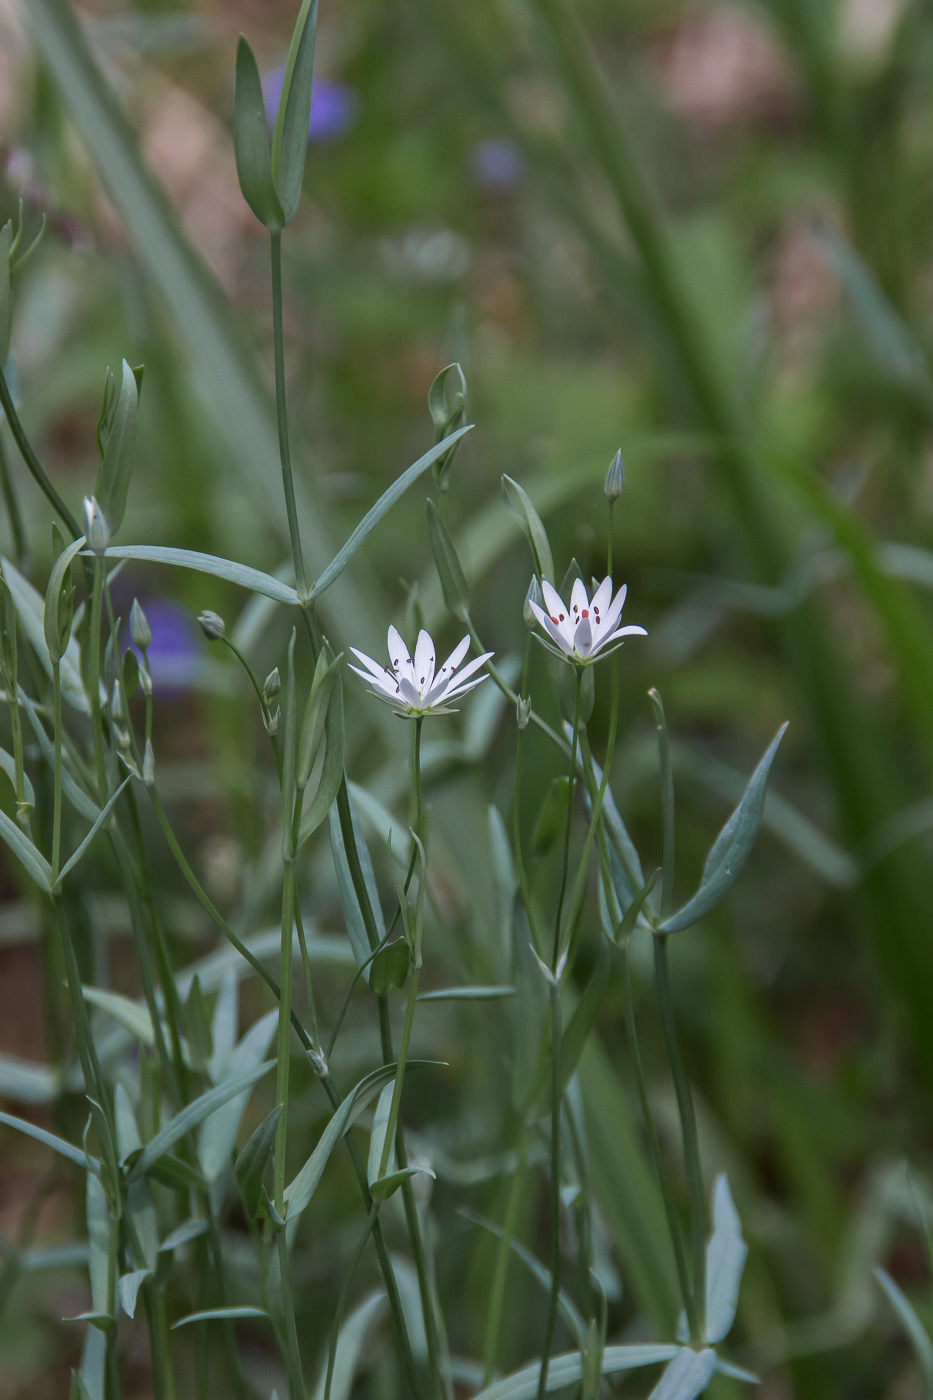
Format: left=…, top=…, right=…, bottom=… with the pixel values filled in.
left=367, top=1082, right=395, bottom=1186
left=0, top=1109, right=94, bottom=1170
left=614, top=870, right=659, bottom=943
left=0, top=804, right=51, bottom=893
left=43, top=536, right=84, bottom=664
left=3, top=556, right=88, bottom=712
left=0, top=1053, right=58, bottom=1103
left=311, top=1290, right=386, bottom=1400
left=117, top=1269, right=150, bottom=1319
left=172, top=1306, right=269, bottom=1329
left=876, top=1267, right=933, bottom=1393
left=0, top=220, right=12, bottom=364
left=94, top=360, right=138, bottom=533
left=54, top=777, right=130, bottom=889
left=198, top=1008, right=277, bottom=1183
left=143, top=1153, right=208, bottom=1193
left=82, top=986, right=154, bottom=1047
left=660, top=723, right=788, bottom=934
left=469, top=1344, right=681, bottom=1400
left=297, top=679, right=344, bottom=846
left=0, top=746, right=34, bottom=810
left=233, top=36, right=284, bottom=230
left=561, top=941, right=610, bottom=1090
left=97, top=546, right=299, bottom=604
left=427, top=498, right=470, bottom=620
left=86, top=1172, right=111, bottom=1318
left=704, top=1175, right=747, bottom=1345
left=159, top=1218, right=209, bottom=1253
left=369, top=1165, right=435, bottom=1201
left=308, top=426, right=473, bottom=601
left=501, top=474, right=555, bottom=582
left=128, top=1063, right=274, bottom=1181
left=235, top=1105, right=282, bottom=1219
left=271, top=0, right=320, bottom=223
left=417, top=985, right=515, bottom=1002
left=297, top=645, right=341, bottom=790
left=113, top=1082, right=140, bottom=1164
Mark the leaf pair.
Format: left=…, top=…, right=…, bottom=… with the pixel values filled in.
left=234, top=0, right=319, bottom=230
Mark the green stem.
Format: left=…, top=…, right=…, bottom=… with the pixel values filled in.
left=0, top=365, right=81, bottom=538
left=564, top=658, right=618, bottom=966
left=653, top=931, right=705, bottom=1343
left=537, top=978, right=563, bottom=1399
left=270, top=231, right=307, bottom=598
left=513, top=638, right=542, bottom=955
left=0, top=432, right=27, bottom=569
left=276, top=1229, right=306, bottom=1400
left=606, top=499, right=614, bottom=578
left=648, top=689, right=675, bottom=920
left=324, top=1204, right=380, bottom=1400
left=88, top=558, right=107, bottom=802
left=51, top=662, right=62, bottom=883
left=552, top=669, right=583, bottom=970
left=482, top=1127, right=529, bottom=1384
left=274, top=862, right=296, bottom=1215
left=620, top=942, right=694, bottom=1333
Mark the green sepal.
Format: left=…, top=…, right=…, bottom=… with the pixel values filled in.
left=94, top=360, right=138, bottom=535
left=233, top=36, right=284, bottom=230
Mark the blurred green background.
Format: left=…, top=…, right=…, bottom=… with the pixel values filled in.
left=4, top=0, right=933, bottom=1395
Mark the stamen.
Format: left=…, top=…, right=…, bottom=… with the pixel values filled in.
left=582, top=609, right=588, bottom=618
left=551, top=616, right=559, bottom=624
left=559, top=613, right=565, bottom=621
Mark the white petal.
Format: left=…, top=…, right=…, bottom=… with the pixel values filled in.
left=592, top=624, right=646, bottom=655
left=437, top=650, right=492, bottom=693
left=437, top=635, right=471, bottom=678
left=442, top=674, right=490, bottom=703
left=591, top=576, right=613, bottom=618
left=414, top=630, right=436, bottom=694
left=570, top=577, right=589, bottom=619
left=386, top=626, right=414, bottom=684
left=397, top=677, right=421, bottom=708
left=541, top=579, right=566, bottom=619
left=574, top=616, right=593, bottom=656
left=530, top=601, right=573, bottom=656
left=349, top=647, right=391, bottom=681
left=348, top=664, right=399, bottom=698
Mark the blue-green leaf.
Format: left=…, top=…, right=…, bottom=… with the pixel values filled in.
left=660, top=724, right=787, bottom=934
left=501, top=474, right=555, bottom=583
left=97, top=546, right=299, bottom=604
left=417, top=985, right=515, bottom=1002
left=469, top=1344, right=680, bottom=1400
left=172, top=1306, right=268, bottom=1329
left=128, top=1063, right=274, bottom=1181
left=0, top=1109, right=95, bottom=1171
left=94, top=360, right=138, bottom=533
left=271, top=0, right=320, bottom=224
left=233, top=36, right=284, bottom=230
left=875, top=1266, right=933, bottom=1393
left=704, top=1175, right=747, bottom=1344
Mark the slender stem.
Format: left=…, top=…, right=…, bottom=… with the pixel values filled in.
left=537, top=979, right=563, bottom=1399
left=648, top=689, right=675, bottom=919
left=653, top=931, right=705, bottom=1342
left=606, top=499, right=614, bottom=578
left=276, top=1230, right=306, bottom=1400
left=88, top=558, right=107, bottom=802
left=0, top=364, right=81, bottom=538
left=513, top=638, right=542, bottom=955
left=552, top=670, right=583, bottom=970
left=482, top=1127, right=529, bottom=1384
left=274, top=862, right=296, bottom=1215
left=620, top=942, right=694, bottom=1332
left=325, top=1205, right=380, bottom=1400
left=51, top=662, right=62, bottom=883
left=270, top=231, right=307, bottom=598
left=378, top=965, right=420, bottom=1181
left=0, top=432, right=27, bottom=569
left=564, top=658, right=618, bottom=966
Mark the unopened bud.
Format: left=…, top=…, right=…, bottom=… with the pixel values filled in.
left=263, top=667, right=281, bottom=702
left=139, top=662, right=152, bottom=697
left=142, top=738, right=155, bottom=786
left=523, top=575, right=542, bottom=629
left=83, top=495, right=110, bottom=554
left=307, top=1044, right=328, bottom=1078
left=198, top=609, right=225, bottom=641
left=110, top=679, right=124, bottom=723
left=263, top=705, right=280, bottom=737
left=604, top=449, right=624, bottom=503
left=129, top=598, right=151, bottom=650
left=516, top=695, right=532, bottom=730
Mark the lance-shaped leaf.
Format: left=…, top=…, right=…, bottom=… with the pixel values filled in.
left=0, top=1053, right=58, bottom=1104
left=875, top=1267, right=933, bottom=1393
left=502, top=474, right=555, bottom=583
left=370, top=938, right=410, bottom=995
left=97, top=545, right=299, bottom=603
left=416, top=985, right=515, bottom=1002
left=83, top=987, right=154, bottom=1047
left=312, top=1290, right=386, bottom=1400
left=469, top=1344, right=681, bottom=1400
left=427, top=497, right=470, bottom=620
left=43, top=536, right=85, bottom=665
left=0, top=220, right=11, bottom=365
left=198, top=1009, right=277, bottom=1183
left=0, top=804, right=51, bottom=893
left=297, top=645, right=342, bottom=789
left=233, top=36, right=283, bottom=230
left=660, top=723, right=788, bottom=934
left=704, top=1174, right=747, bottom=1344
left=297, top=678, right=344, bottom=846
left=54, top=777, right=131, bottom=890
left=284, top=1061, right=436, bottom=1222
left=94, top=360, right=138, bottom=533
left=328, top=798, right=385, bottom=971
left=172, top=1306, right=269, bottom=1329
left=369, top=1165, right=435, bottom=1202
left=0, top=1109, right=96, bottom=1171
left=614, top=869, right=659, bottom=944
left=646, top=1348, right=718, bottom=1400
left=235, top=1105, right=282, bottom=1219
left=159, top=1218, right=209, bottom=1253
left=308, top=425, right=473, bottom=601
left=86, top=1172, right=112, bottom=1319
left=3, top=556, right=88, bottom=711
left=127, top=1063, right=274, bottom=1181
left=117, top=1269, right=150, bottom=1319
left=271, top=0, right=320, bottom=224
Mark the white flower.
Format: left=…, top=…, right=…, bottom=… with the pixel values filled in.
left=528, top=576, right=646, bottom=663
left=349, top=626, right=493, bottom=717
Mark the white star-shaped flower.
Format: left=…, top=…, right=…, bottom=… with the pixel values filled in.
left=349, top=626, right=493, bottom=717
left=528, top=576, right=646, bottom=663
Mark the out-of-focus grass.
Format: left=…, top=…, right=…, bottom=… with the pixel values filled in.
left=4, top=0, right=933, bottom=1394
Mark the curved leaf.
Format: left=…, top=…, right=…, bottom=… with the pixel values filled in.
left=97, top=546, right=299, bottom=604
left=272, top=0, right=320, bottom=224
left=704, top=1174, right=747, bottom=1344
left=0, top=1109, right=94, bottom=1170
left=470, top=1344, right=681, bottom=1400
left=233, top=36, right=283, bottom=230
left=172, top=1306, right=268, bottom=1329
left=95, top=360, right=138, bottom=533
left=128, top=1063, right=274, bottom=1181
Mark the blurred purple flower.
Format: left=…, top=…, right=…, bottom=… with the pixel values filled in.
left=262, top=69, right=357, bottom=142
left=471, top=139, right=523, bottom=190
left=124, top=598, right=202, bottom=700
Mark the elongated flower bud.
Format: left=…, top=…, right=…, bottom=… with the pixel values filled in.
left=129, top=598, right=151, bottom=650
left=83, top=495, right=110, bottom=554
left=143, top=737, right=156, bottom=786
left=604, top=449, right=624, bottom=502
left=198, top=609, right=225, bottom=641
left=263, top=667, right=281, bottom=702
left=516, top=695, right=532, bottom=730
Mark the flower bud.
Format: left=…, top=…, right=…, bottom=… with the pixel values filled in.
left=142, top=737, right=156, bottom=786
left=604, top=449, right=624, bottom=503
left=523, top=575, right=542, bottom=629
left=263, top=705, right=280, bottom=737
left=129, top=598, right=151, bottom=650
left=198, top=609, right=225, bottom=641
left=83, top=495, right=110, bottom=554
left=307, top=1044, right=328, bottom=1078
left=263, top=667, right=281, bottom=702
left=516, top=695, right=532, bottom=730
left=109, top=679, right=124, bottom=723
